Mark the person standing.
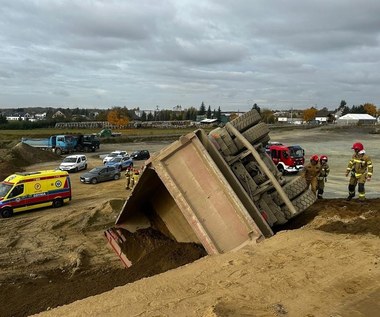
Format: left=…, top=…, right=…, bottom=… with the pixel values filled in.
left=317, top=155, right=330, bottom=199
left=302, top=154, right=321, bottom=195
left=125, top=166, right=133, bottom=190
left=345, top=142, right=373, bottom=201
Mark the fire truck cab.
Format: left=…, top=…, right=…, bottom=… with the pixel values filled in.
left=266, top=143, right=305, bottom=174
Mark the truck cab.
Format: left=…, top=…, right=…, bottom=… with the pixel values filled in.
left=266, top=144, right=305, bottom=174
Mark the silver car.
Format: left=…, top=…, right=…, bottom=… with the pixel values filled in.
left=80, top=166, right=121, bottom=184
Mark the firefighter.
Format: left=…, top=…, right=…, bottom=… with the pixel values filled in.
left=345, top=142, right=373, bottom=201
left=129, top=168, right=141, bottom=190
left=125, top=166, right=133, bottom=190
left=302, top=154, right=321, bottom=195
left=317, top=155, right=330, bottom=199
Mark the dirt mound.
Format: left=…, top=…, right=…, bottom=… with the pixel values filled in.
left=277, top=198, right=380, bottom=237
left=0, top=143, right=60, bottom=180
left=9, top=142, right=60, bottom=166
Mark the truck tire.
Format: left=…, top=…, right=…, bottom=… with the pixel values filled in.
left=233, top=122, right=270, bottom=151
left=242, top=122, right=270, bottom=145
left=114, top=174, right=120, bottom=180
left=55, top=148, right=62, bottom=155
left=230, top=109, right=261, bottom=132
left=52, top=198, right=63, bottom=208
left=281, top=189, right=317, bottom=218
left=277, top=164, right=285, bottom=174
left=1, top=208, right=13, bottom=218
left=271, top=176, right=308, bottom=205
left=209, top=127, right=239, bottom=156
left=84, top=146, right=89, bottom=152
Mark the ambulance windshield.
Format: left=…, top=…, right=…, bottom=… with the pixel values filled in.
left=0, top=183, right=13, bottom=198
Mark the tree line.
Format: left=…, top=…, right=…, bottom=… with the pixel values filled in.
left=0, top=100, right=378, bottom=129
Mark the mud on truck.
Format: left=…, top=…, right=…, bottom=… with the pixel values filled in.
left=105, top=109, right=317, bottom=268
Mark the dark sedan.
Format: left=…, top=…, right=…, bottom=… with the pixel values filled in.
left=130, top=150, right=150, bottom=160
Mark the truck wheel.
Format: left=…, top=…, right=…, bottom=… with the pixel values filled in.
left=277, top=164, right=285, bottom=174
left=1, top=208, right=13, bottom=218
left=233, top=122, right=270, bottom=151
left=281, top=189, right=317, bottom=218
left=272, top=176, right=308, bottom=205
left=230, top=109, right=262, bottom=132
left=91, top=178, right=98, bottom=184
left=74, top=167, right=78, bottom=173
left=53, top=198, right=63, bottom=208
left=242, top=122, right=270, bottom=145
left=84, top=146, right=89, bottom=152
left=55, top=148, right=62, bottom=155
left=114, top=174, right=120, bottom=180
left=209, top=127, right=239, bottom=156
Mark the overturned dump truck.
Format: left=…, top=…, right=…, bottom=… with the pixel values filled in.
left=105, top=110, right=317, bottom=268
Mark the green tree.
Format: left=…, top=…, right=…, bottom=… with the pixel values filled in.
left=252, top=103, right=261, bottom=113
left=0, top=114, right=8, bottom=124
left=216, top=106, right=222, bottom=121
left=198, top=102, right=206, bottom=115
left=206, top=105, right=212, bottom=118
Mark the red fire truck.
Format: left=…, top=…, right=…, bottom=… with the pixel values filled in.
left=265, top=142, right=305, bottom=174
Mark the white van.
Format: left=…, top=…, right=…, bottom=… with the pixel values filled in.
left=59, top=155, right=88, bottom=172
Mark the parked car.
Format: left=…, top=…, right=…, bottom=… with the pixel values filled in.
left=59, top=155, right=88, bottom=172
left=102, top=151, right=128, bottom=164
left=130, top=150, right=150, bottom=160
left=105, top=156, right=133, bottom=171
left=80, top=166, right=121, bottom=184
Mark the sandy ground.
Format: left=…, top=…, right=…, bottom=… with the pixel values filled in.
left=0, top=127, right=379, bottom=317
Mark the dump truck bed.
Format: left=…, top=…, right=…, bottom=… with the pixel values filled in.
left=108, top=130, right=271, bottom=263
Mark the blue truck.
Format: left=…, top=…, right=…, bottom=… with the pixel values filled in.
left=21, top=135, right=75, bottom=155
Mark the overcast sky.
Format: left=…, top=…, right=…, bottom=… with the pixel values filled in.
left=1, top=0, right=380, bottom=111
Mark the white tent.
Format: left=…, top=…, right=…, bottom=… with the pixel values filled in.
left=336, top=113, right=377, bottom=125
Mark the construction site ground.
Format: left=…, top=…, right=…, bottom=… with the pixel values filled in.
left=0, top=127, right=379, bottom=317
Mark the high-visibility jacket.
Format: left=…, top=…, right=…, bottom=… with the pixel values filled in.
left=346, top=153, right=373, bottom=178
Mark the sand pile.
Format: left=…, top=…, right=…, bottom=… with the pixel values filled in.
left=0, top=142, right=60, bottom=180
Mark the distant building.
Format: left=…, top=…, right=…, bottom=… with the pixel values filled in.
left=52, top=110, right=66, bottom=119
left=336, top=113, right=377, bottom=125
left=315, top=108, right=332, bottom=124
left=277, top=117, right=303, bottom=125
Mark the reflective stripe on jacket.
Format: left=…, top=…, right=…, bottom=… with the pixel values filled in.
left=346, top=154, right=373, bottom=177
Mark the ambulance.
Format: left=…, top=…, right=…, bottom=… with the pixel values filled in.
left=0, top=170, right=72, bottom=218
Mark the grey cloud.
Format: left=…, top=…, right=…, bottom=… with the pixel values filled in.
left=1, top=0, right=380, bottom=110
